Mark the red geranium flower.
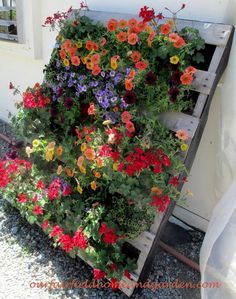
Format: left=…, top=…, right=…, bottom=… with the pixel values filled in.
left=33, top=205, right=43, bottom=215
left=51, top=225, right=63, bottom=237
left=93, top=268, right=107, bottom=280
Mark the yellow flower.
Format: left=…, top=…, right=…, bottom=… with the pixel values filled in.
left=79, top=166, right=86, bottom=174
left=102, top=120, right=112, bottom=126
left=32, top=139, right=40, bottom=148
left=56, top=146, right=63, bottom=156
left=186, top=189, right=194, bottom=197
left=111, top=59, right=118, bottom=70
left=45, top=149, right=54, bottom=161
left=170, top=55, right=180, bottom=64
left=81, top=56, right=88, bottom=64
left=81, top=143, right=87, bottom=152
left=75, top=41, right=83, bottom=48
left=90, top=181, right=97, bottom=191
left=113, top=163, right=118, bottom=171
left=25, top=146, right=33, bottom=158
left=63, top=58, right=70, bottom=66
left=77, top=184, right=83, bottom=194
left=181, top=143, right=188, bottom=151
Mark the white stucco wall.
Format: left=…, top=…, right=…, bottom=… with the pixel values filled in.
left=0, top=0, right=235, bottom=231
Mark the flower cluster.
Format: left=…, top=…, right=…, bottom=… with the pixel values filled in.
left=3, top=4, right=203, bottom=286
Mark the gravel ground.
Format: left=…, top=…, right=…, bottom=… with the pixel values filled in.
left=0, top=119, right=204, bottom=299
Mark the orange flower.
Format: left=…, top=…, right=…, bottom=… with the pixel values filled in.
left=128, top=27, right=138, bottom=35
left=59, top=50, right=66, bottom=60
left=63, top=39, right=72, bottom=50
left=93, top=171, right=101, bottom=178
left=56, top=146, right=63, bottom=156
left=131, top=51, right=141, bottom=63
left=96, top=157, right=103, bottom=168
left=65, top=167, right=75, bottom=177
left=101, top=49, right=108, bottom=56
left=125, top=79, right=133, bottom=91
left=135, top=61, right=148, bottom=70
left=92, top=65, right=101, bottom=76
left=71, top=56, right=81, bottom=66
left=91, top=54, right=100, bottom=65
left=168, top=33, right=179, bottom=42
left=174, top=37, right=186, bottom=48
left=84, top=148, right=96, bottom=161
left=128, top=69, right=136, bottom=79
left=113, top=106, right=119, bottom=112
left=100, top=37, right=107, bottom=47
left=93, top=43, right=99, bottom=51
left=185, top=66, right=197, bottom=74
left=121, top=111, right=132, bottom=123
left=67, top=46, right=77, bottom=57
left=86, top=62, right=94, bottom=70
left=86, top=40, right=94, bottom=51
left=151, top=187, right=163, bottom=196
left=161, top=23, right=171, bottom=35
left=119, top=19, right=128, bottom=28
left=128, top=33, right=138, bottom=45
left=180, top=72, right=193, bottom=85
left=107, top=19, right=118, bottom=32
left=126, top=121, right=135, bottom=133
left=136, top=22, right=147, bottom=32
left=128, top=18, right=138, bottom=27
left=117, top=31, right=127, bottom=42
left=90, top=181, right=97, bottom=191
left=175, top=129, right=189, bottom=141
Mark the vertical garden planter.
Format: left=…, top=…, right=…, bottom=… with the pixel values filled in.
left=72, top=10, right=234, bottom=297
left=1, top=8, right=234, bottom=298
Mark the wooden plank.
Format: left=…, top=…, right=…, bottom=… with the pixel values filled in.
left=193, top=93, right=208, bottom=118
left=150, top=213, right=164, bottom=234
left=158, top=111, right=199, bottom=138
left=128, top=231, right=155, bottom=254
left=191, top=70, right=216, bottom=95
left=208, top=46, right=225, bottom=73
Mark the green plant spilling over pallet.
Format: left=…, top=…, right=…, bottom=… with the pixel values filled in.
left=0, top=4, right=205, bottom=290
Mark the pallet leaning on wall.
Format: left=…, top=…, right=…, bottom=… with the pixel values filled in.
left=74, top=10, right=235, bottom=297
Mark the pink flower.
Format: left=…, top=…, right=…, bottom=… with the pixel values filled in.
left=175, top=129, right=189, bottom=141
left=121, top=111, right=132, bottom=123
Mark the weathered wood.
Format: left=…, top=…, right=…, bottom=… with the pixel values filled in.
left=158, top=112, right=199, bottom=138
left=191, top=70, right=216, bottom=95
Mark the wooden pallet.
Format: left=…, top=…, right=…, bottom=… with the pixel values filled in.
left=73, top=10, right=234, bottom=297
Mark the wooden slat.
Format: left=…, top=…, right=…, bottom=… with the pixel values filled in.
left=150, top=213, right=164, bottom=234
left=193, top=93, right=208, bottom=118
left=128, top=231, right=155, bottom=254
left=158, top=111, right=199, bottom=138
left=191, top=70, right=216, bottom=95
